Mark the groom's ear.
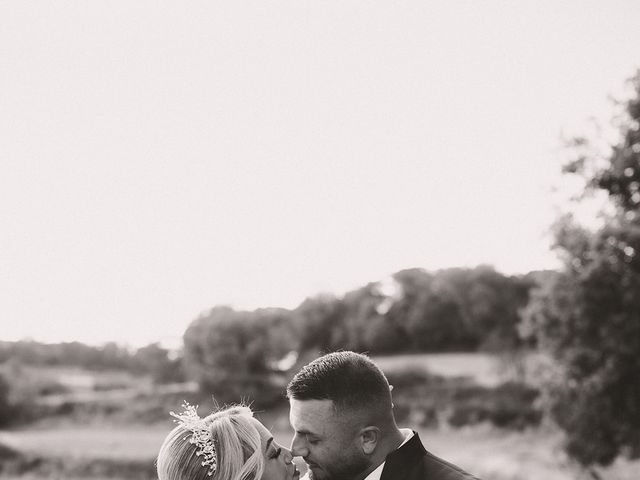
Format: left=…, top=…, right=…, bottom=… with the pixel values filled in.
left=359, top=427, right=380, bottom=455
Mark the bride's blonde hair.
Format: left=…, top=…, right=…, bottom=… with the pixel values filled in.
left=157, top=405, right=265, bottom=480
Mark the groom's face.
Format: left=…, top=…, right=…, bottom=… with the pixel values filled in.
left=289, top=398, right=368, bottom=480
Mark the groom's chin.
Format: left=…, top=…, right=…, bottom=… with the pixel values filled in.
left=306, top=467, right=325, bottom=480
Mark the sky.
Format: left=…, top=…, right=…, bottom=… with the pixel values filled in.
left=2, top=1, right=640, bottom=348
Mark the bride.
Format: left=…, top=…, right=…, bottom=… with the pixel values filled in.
left=157, top=402, right=299, bottom=480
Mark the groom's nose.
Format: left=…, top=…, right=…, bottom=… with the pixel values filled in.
left=290, top=432, right=309, bottom=458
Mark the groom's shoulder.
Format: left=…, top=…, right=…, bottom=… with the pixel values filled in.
left=417, top=450, right=481, bottom=480
left=394, top=432, right=480, bottom=480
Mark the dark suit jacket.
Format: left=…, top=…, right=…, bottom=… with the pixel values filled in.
left=380, top=432, right=481, bottom=480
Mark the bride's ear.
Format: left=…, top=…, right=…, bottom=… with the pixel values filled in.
left=359, top=427, right=380, bottom=455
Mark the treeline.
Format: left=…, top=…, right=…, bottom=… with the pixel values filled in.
left=181, top=265, right=554, bottom=406
left=186, top=265, right=552, bottom=360
left=1, top=265, right=550, bottom=379
left=0, top=341, right=183, bottom=384
left=293, top=266, right=548, bottom=354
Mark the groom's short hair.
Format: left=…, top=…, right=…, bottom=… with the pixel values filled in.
left=286, top=351, right=393, bottom=414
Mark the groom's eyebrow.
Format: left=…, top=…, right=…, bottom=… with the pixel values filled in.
left=295, top=428, right=320, bottom=438
left=266, top=437, right=274, bottom=451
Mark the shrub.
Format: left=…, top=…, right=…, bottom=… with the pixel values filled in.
left=385, top=366, right=447, bottom=389
left=448, top=382, right=541, bottom=429
left=386, top=366, right=542, bottom=431
left=0, top=373, right=13, bottom=427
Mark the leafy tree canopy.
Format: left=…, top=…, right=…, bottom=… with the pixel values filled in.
left=522, top=70, right=640, bottom=467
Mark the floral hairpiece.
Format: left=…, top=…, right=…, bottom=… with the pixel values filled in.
left=170, top=402, right=217, bottom=477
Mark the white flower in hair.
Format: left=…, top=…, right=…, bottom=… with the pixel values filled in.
left=170, top=402, right=217, bottom=476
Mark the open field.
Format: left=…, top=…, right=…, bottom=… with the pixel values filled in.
left=1, top=353, right=634, bottom=480
left=374, top=352, right=503, bottom=384
left=1, top=422, right=638, bottom=480
left=373, top=352, right=536, bottom=386
left=0, top=426, right=169, bottom=462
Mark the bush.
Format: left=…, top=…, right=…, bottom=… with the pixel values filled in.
left=387, top=367, right=542, bottom=430
left=385, top=367, right=447, bottom=389
left=199, top=372, right=289, bottom=411
left=0, top=441, right=21, bottom=462
left=0, top=363, right=62, bottom=425
left=0, top=453, right=155, bottom=479
left=0, top=373, right=13, bottom=427
left=448, top=382, right=542, bottom=430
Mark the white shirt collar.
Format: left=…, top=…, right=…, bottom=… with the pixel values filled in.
left=362, top=429, right=414, bottom=480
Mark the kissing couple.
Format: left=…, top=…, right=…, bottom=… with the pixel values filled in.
left=157, top=351, right=480, bottom=480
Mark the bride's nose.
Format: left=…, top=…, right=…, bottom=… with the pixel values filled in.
left=283, top=448, right=293, bottom=464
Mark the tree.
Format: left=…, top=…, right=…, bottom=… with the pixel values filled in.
left=407, top=282, right=467, bottom=351
left=293, top=294, right=346, bottom=353
left=385, top=268, right=433, bottom=347
left=0, top=373, right=13, bottom=427
left=340, top=283, right=391, bottom=352
left=133, top=343, right=185, bottom=384
left=182, top=306, right=296, bottom=407
left=384, top=269, right=470, bottom=352
left=522, top=71, right=640, bottom=467
left=437, top=266, right=531, bottom=351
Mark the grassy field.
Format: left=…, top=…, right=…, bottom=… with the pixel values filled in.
left=1, top=422, right=638, bottom=480
left=1, top=353, right=636, bottom=480
left=373, top=352, right=536, bottom=386
left=0, top=426, right=168, bottom=462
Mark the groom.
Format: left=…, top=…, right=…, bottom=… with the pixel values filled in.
left=287, top=351, right=480, bottom=480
